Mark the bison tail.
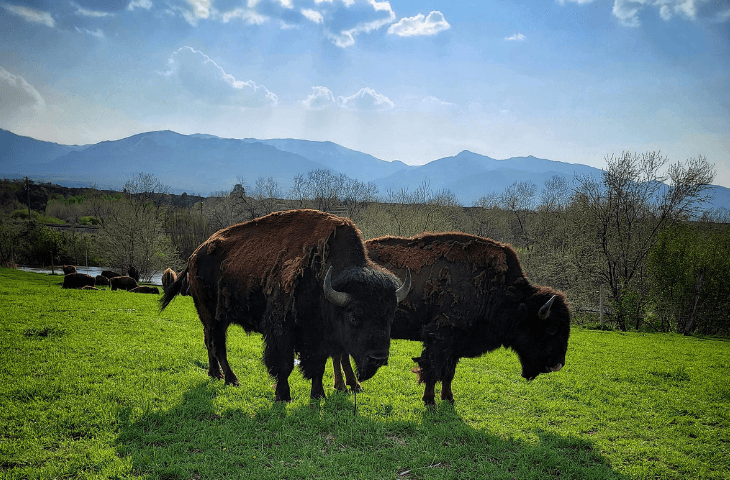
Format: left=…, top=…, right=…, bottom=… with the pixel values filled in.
left=159, top=266, right=188, bottom=312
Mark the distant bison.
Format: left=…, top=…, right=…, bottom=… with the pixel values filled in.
left=162, top=268, right=177, bottom=290
left=62, top=273, right=95, bottom=289
left=110, top=276, right=138, bottom=291
left=94, top=275, right=110, bottom=286
left=127, top=266, right=140, bottom=282
left=101, top=270, right=121, bottom=279
left=130, top=285, right=159, bottom=294
left=62, top=265, right=76, bottom=275
left=334, top=232, right=571, bottom=405
left=160, top=209, right=410, bottom=402
left=81, top=285, right=99, bottom=291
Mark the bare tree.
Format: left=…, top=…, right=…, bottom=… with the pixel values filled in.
left=500, top=180, right=536, bottom=246
left=252, top=177, right=282, bottom=216
left=572, top=151, right=715, bottom=330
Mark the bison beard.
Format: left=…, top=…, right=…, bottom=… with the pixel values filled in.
left=334, top=232, right=570, bottom=406
left=160, top=209, right=409, bottom=402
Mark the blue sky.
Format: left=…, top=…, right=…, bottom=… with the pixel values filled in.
left=1, top=0, right=729, bottom=186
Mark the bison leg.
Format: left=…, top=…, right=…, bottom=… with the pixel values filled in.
left=203, top=327, right=223, bottom=380
left=207, top=323, right=239, bottom=386
left=263, top=336, right=295, bottom=403
left=332, top=356, right=347, bottom=392
left=339, top=355, right=363, bottom=393
left=440, top=359, right=459, bottom=404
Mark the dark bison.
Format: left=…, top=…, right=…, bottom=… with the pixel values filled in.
left=95, top=275, right=110, bottom=286
left=62, top=265, right=76, bottom=275
left=333, top=232, right=570, bottom=405
left=127, top=266, right=140, bottom=282
left=160, top=209, right=410, bottom=402
left=131, top=286, right=159, bottom=294
left=177, top=269, right=190, bottom=296
left=110, top=276, right=138, bottom=291
left=162, top=268, right=177, bottom=290
left=62, top=273, right=95, bottom=289
left=101, top=270, right=121, bottom=279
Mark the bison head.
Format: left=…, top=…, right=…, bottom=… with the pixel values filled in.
left=510, top=292, right=571, bottom=381
left=324, top=266, right=411, bottom=382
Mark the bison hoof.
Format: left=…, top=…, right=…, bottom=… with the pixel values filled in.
left=350, top=384, right=364, bottom=393
left=333, top=381, right=348, bottom=392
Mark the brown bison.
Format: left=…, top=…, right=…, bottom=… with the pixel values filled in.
left=101, top=270, right=121, bottom=279
left=62, top=265, right=76, bottom=275
left=162, top=268, right=177, bottom=290
left=127, top=266, right=140, bottom=282
left=333, top=232, right=570, bottom=406
left=110, top=276, right=138, bottom=291
left=95, top=275, right=110, bottom=286
left=62, top=273, right=95, bottom=289
left=160, top=209, right=410, bottom=402
left=131, top=286, right=159, bottom=294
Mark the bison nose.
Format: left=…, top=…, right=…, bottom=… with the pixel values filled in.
left=367, top=351, right=389, bottom=367
left=550, top=363, right=563, bottom=372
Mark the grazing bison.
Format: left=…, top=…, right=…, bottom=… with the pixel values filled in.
left=95, top=275, right=110, bottom=286
left=110, top=276, right=138, bottom=291
left=62, top=265, right=76, bottom=275
left=162, top=268, right=177, bottom=290
left=333, top=232, right=570, bottom=406
left=160, top=209, right=410, bottom=402
left=131, top=286, right=159, bottom=294
left=101, top=270, right=121, bottom=279
left=62, top=273, right=95, bottom=289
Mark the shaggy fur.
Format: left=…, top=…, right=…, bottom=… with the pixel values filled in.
left=110, top=276, right=137, bottom=291
left=336, top=232, right=571, bottom=406
left=62, top=273, right=95, bottom=289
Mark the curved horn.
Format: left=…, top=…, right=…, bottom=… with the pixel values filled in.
left=324, top=266, right=351, bottom=308
left=538, top=295, right=556, bottom=320
left=395, top=268, right=411, bottom=303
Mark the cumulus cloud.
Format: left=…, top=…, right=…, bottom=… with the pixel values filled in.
left=325, top=0, right=396, bottom=47
left=302, top=86, right=336, bottom=110
left=505, top=33, right=526, bottom=41
left=388, top=10, right=450, bottom=37
left=1, top=3, right=55, bottom=27
left=0, top=66, right=46, bottom=114
left=163, top=46, right=277, bottom=108
left=338, top=87, right=394, bottom=110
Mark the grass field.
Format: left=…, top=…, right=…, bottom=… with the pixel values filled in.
left=1, top=267, right=728, bottom=479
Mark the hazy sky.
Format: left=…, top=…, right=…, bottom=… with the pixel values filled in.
left=1, top=0, right=729, bottom=186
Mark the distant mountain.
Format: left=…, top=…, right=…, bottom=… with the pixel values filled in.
left=1, top=128, right=728, bottom=211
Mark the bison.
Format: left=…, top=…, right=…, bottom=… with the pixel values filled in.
left=110, top=276, right=138, bottom=291
left=95, top=275, right=110, bottom=286
left=160, top=209, right=410, bottom=402
left=62, top=273, right=95, bottom=289
left=177, top=269, right=190, bottom=296
left=333, top=232, right=570, bottom=406
left=162, top=268, right=177, bottom=290
left=127, top=266, right=140, bottom=282
left=62, top=265, right=76, bottom=275
left=131, top=286, right=160, bottom=294
left=101, top=270, right=121, bottom=279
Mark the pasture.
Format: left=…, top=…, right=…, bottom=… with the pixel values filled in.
left=1, top=267, right=728, bottom=479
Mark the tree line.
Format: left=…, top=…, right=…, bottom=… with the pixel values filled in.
left=1, top=152, right=727, bottom=335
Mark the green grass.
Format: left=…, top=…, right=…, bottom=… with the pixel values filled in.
left=1, top=267, right=728, bottom=479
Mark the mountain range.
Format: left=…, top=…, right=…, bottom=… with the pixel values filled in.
left=2, top=128, right=729, bottom=210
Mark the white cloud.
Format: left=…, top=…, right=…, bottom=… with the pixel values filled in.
left=127, top=0, right=153, bottom=11
left=388, top=11, right=450, bottom=37
left=325, top=0, right=396, bottom=47
left=556, top=0, right=596, bottom=4
left=72, top=3, right=113, bottom=18
left=219, top=7, right=267, bottom=24
left=0, top=66, right=46, bottom=114
left=75, top=26, right=105, bottom=38
left=1, top=3, right=55, bottom=27
left=301, top=8, right=323, bottom=23
left=302, top=86, right=336, bottom=110
left=612, top=0, right=707, bottom=26
left=163, top=46, right=277, bottom=108
left=338, top=87, right=394, bottom=110
left=505, top=33, right=526, bottom=41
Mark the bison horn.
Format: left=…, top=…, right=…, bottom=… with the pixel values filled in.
left=324, top=266, right=352, bottom=308
left=396, top=268, right=411, bottom=303
left=538, top=295, right=556, bottom=320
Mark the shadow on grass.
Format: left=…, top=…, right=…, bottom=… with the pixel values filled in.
left=116, top=381, right=628, bottom=480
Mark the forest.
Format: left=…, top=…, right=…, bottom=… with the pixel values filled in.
left=1, top=151, right=728, bottom=335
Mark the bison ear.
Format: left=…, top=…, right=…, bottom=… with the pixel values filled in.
left=538, top=295, right=556, bottom=320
